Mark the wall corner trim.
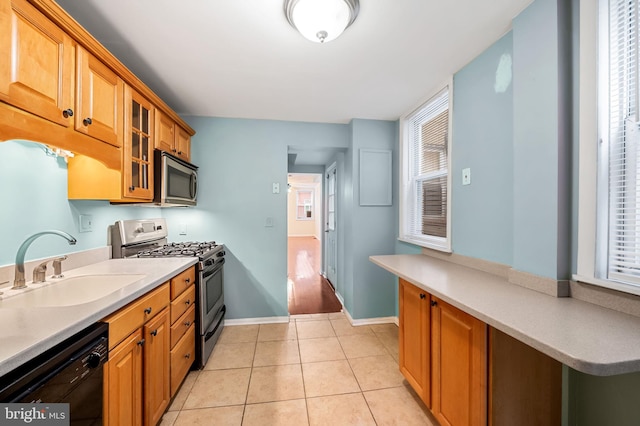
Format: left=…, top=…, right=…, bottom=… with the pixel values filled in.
left=223, top=316, right=290, bottom=326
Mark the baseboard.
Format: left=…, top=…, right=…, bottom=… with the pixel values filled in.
left=224, top=316, right=289, bottom=326
left=343, top=308, right=398, bottom=327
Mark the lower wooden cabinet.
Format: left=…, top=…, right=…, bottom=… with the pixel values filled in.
left=399, top=278, right=431, bottom=406
left=398, top=278, right=562, bottom=426
left=169, top=266, right=196, bottom=397
left=431, top=297, right=487, bottom=426
left=102, top=283, right=170, bottom=426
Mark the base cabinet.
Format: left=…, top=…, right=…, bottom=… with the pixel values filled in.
left=169, top=266, right=196, bottom=397
left=398, top=278, right=562, bottom=426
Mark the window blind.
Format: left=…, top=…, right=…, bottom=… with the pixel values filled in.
left=405, top=88, right=449, bottom=243
left=607, top=0, right=640, bottom=285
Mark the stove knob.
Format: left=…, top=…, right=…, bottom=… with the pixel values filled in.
left=87, top=352, right=102, bottom=369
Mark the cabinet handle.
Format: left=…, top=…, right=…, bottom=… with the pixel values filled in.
left=150, top=329, right=158, bottom=337
left=144, top=307, right=152, bottom=315
left=184, top=353, right=190, bottom=359
left=185, top=299, right=191, bottom=305
left=62, top=108, right=74, bottom=118
left=137, top=339, right=145, bottom=346
left=185, top=278, right=190, bottom=283
left=419, top=293, right=426, bottom=300
left=431, top=300, right=438, bottom=307
left=184, top=321, right=191, bottom=327
left=178, top=151, right=182, bottom=155
left=129, top=186, right=135, bottom=192
left=83, top=117, right=92, bottom=126
left=172, top=149, right=177, bottom=153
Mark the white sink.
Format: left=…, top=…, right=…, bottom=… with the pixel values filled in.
left=0, top=274, right=145, bottom=308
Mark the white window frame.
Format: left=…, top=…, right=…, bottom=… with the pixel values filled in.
left=296, top=188, right=314, bottom=221
left=399, top=80, right=453, bottom=252
left=575, top=0, right=640, bottom=296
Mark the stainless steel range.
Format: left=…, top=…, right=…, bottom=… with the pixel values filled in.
left=110, top=218, right=225, bottom=369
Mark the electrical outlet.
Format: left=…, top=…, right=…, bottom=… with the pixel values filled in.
left=462, top=168, right=471, bottom=186
left=272, top=183, right=280, bottom=194
left=79, top=214, right=93, bottom=233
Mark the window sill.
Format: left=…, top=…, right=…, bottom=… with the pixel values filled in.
left=572, top=274, right=640, bottom=298
left=398, top=236, right=451, bottom=253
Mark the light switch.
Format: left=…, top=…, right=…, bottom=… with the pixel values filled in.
left=462, top=168, right=471, bottom=186
left=265, top=217, right=274, bottom=227
left=179, top=223, right=187, bottom=235
left=272, top=183, right=280, bottom=194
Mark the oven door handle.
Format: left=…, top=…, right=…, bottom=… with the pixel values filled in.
left=202, top=258, right=225, bottom=278
left=204, top=306, right=226, bottom=340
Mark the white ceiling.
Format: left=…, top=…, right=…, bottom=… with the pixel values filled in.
left=56, top=0, right=532, bottom=125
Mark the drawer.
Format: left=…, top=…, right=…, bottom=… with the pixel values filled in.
left=103, top=282, right=170, bottom=349
left=171, top=304, right=195, bottom=348
left=170, top=323, right=195, bottom=397
left=170, top=266, right=196, bottom=299
left=171, top=285, right=195, bottom=324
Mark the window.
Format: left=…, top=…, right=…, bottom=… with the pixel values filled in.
left=296, top=189, right=313, bottom=220
left=599, top=0, right=640, bottom=286
left=400, top=86, right=451, bottom=251
left=327, top=168, right=336, bottom=231
left=577, top=0, right=640, bottom=295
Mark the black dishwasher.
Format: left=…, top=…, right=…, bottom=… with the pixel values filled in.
left=0, top=322, right=108, bottom=424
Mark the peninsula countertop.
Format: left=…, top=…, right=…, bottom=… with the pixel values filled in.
left=370, top=254, right=640, bottom=376
left=0, top=257, right=197, bottom=377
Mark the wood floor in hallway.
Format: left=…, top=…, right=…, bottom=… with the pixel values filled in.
left=288, top=236, right=342, bottom=315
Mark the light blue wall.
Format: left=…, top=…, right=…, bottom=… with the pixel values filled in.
left=348, top=119, right=399, bottom=319
left=163, top=116, right=351, bottom=319
left=0, top=140, right=160, bottom=266
left=452, top=32, right=514, bottom=266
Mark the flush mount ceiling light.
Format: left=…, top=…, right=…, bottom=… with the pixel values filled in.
left=284, top=0, right=360, bottom=43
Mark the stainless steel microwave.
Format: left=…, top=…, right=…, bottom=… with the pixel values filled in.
left=154, top=150, right=198, bottom=206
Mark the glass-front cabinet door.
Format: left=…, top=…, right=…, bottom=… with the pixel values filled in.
left=124, top=85, right=153, bottom=199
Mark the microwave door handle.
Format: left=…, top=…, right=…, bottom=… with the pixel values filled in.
left=190, top=172, right=197, bottom=199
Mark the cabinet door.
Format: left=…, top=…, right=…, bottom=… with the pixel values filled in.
left=154, top=110, right=175, bottom=153
left=0, top=0, right=73, bottom=126
left=124, top=86, right=153, bottom=200
left=104, top=329, right=143, bottom=426
left=143, top=308, right=170, bottom=426
left=176, top=126, right=191, bottom=161
left=399, top=279, right=431, bottom=406
left=76, top=46, right=123, bottom=147
left=431, top=298, right=487, bottom=426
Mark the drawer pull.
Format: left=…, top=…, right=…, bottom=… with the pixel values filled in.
left=83, top=117, right=92, bottom=126
left=419, top=293, right=426, bottom=300
left=137, top=339, right=145, bottom=346
left=144, top=307, right=152, bottom=315
left=185, top=300, right=191, bottom=305
left=62, top=108, right=73, bottom=118
left=185, top=278, right=190, bottom=283
left=431, top=300, right=438, bottom=307
left=184, top=321, right=191, bottom=327
left=184, top=353, right=190, bottom=359
left=150, top=329, right=158, bottom=337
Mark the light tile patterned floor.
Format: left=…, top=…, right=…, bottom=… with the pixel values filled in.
left=161, top=313, right=436, bottom=426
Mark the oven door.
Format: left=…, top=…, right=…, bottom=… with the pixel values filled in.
left=199, top=258, right=225, bottom=335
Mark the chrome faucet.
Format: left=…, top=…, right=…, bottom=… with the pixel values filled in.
left=13, top=230, right=77, bottom=290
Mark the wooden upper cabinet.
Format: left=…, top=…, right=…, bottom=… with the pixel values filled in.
left=76, top=46, right=123, bottom=147
left=431, top=297, right=487, bottom=426
left=124, top=86, right=153, bottom=200
left=0, top=0, right=74, bottom=127
left=155, top=109, right=191, bottom=162
left=176, top=126, right=191, bottom=161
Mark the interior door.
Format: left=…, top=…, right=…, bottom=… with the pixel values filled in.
left=325, top=164, right=338, bottom=289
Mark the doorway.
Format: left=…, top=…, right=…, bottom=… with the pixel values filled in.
left=287, top=173, right=341, bottom=315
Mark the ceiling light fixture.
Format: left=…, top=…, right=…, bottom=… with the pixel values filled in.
left=284, top=0, right=360, bottom=44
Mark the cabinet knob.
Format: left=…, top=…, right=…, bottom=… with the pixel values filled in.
left=184, top=353, right=190, bottom=359
left=178, top=151, right=182, bottom=155
left=184, top=321, right=191, bottom=327
left=419, top=293, right=426, bottom=300
left=83, top=117, right=92, bottom=126
left=172, top=149, right=177, bottom=153
left=431, top=300, right=438, bottom=307
left=185, top=278, right=190, bottom=283
left=150, top=329, right=158, bottom=337
left=129, top=186, right=135, bottom=192
left=137, top=339, right=145, bottom=346
left=185, top=299, right=191, bottom=305
left=62, top=108, right=74, bottom=118
left=144, top=307, right=152, bottom=315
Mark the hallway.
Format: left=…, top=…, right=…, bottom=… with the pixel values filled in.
left=287, top=237, right=342, bottom=315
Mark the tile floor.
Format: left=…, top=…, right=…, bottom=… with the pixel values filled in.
left=160, top=312, right=437, bottom=426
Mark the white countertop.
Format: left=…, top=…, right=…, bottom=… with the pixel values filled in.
left=370, top=254, right=640, bottom=376
left=0, top=257, right=197, bottom=377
